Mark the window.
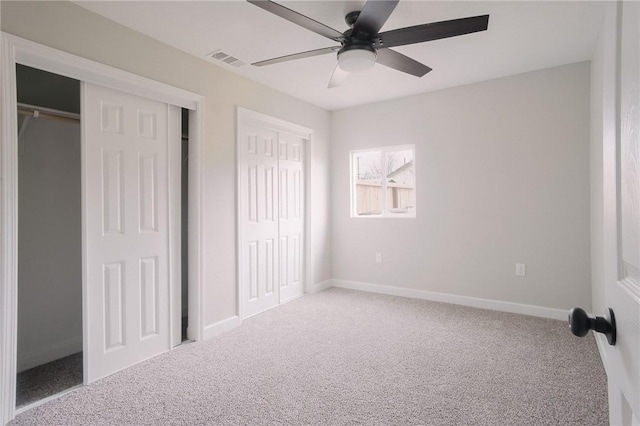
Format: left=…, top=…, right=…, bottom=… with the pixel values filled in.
left=350, top=145, right=415, bottom=218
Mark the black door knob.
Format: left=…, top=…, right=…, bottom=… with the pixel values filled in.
left=568, top=307, right=616, bottom=346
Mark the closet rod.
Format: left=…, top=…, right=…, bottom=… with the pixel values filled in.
left=17, top=102, right=80, bottom=124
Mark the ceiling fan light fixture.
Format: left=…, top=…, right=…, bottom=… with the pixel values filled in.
left=337, top=46, right=377, bottom=72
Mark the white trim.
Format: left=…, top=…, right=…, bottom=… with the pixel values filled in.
left=17, top=338, right=83, bottom=373
left=303, top=130, right=314, bottom=297
left=307, top=279, right=333, bottom=294
left=168, top=105, right=182, bottom=348
left=330, top=279, right=569, bottom=320
left=80, top=83, right=88, bottom=388
left=203, top=316, right=241, bottom=340
left=187, top=106, right=205, bottom=342
left=236, top=107, right=314, bottom=320
left=0, top=32, right=206, bottom=424
left=237, top=107, right=314, bottom=139
left=0, top=33, right=19, bottom=426
left=236, top=110, right=245, bottom=321
left=4, top=33, right=197, bottom=110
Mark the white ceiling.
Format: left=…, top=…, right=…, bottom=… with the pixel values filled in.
left=75, top=1, right=606, bottom=111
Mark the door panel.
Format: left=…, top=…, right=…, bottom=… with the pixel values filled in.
left=83, top=83, right=173, bottom=382
left=605, top=2, right=640, bottom=424
left=279, top=133, right=305, bottom=303
left=239, top=124, right=280, bottom=317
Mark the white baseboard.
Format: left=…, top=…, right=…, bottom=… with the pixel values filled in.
left=307, top=279, right=333, bottom=294
left=203, top=316, right=241, bottom=340
left=18, top=337, right=83, bottom=373
left=330, top=279, right=568, bottom=321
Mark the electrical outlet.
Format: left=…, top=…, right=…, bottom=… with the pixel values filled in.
left=375, top=252, right=382, bottom=264
left=515, top=263, right=526, bottom=277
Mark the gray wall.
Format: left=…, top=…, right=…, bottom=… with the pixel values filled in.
left=331, top=62, right=592, bottom=311
left=1, top=1, right=332, bottom=327
left=2, top=0, right=597, bottom=329
left=17, top=117, right=82, bottom=371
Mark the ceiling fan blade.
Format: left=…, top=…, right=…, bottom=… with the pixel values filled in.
left=328, top=64, right=349, bottom=88
left=247, top=0, right=344, bottom=42
left=375, top=48, right=432, bottom=77
left=252, top=46, right=339, bottom=67
left=376, top=15, right=489, bottom=48
left=353, top=0, right=399, bottom=39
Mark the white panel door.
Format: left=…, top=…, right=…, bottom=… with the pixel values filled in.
left=278, top=133, right=305, bottom=303
left=604, top=3, right=640, bottom=424
left=83, top=82, right=175, bottom=382
left=239, top=123, right=280, bottom=318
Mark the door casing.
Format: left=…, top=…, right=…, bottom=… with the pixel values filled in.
left=0, top=33, right=206, bottom=424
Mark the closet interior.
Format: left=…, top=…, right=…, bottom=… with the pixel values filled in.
left=16, top=64, right=83, bottom=409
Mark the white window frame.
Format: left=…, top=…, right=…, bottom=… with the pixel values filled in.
left=350, top=144, right=416, bottom=218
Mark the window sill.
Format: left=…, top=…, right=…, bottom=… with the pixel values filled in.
left=350, top=214, right=416, bottom=219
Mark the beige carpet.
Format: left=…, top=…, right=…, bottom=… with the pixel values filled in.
left=11, top=288, right=608, bottom=425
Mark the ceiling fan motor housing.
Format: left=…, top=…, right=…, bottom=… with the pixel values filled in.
left=338, top=10, right=378, bottom=74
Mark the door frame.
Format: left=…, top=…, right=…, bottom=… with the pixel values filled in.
left=236, top=107, right=314, bottom=320
left=0, top=33, right=206, bottom=424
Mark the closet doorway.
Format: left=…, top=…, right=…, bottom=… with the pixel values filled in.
left=1, top=34, right=205, bottom=424
left=16, top=65, right=83, bottom=409
left=237, top=108, right=312, bottom=319
left=13, top=65, right=192, bottom=410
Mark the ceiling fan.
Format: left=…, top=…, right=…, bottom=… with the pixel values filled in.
left=247, top=0, right=489, bottom=88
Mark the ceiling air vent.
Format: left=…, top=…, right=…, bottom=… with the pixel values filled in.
left=208, top=50, right=246, bottom=68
